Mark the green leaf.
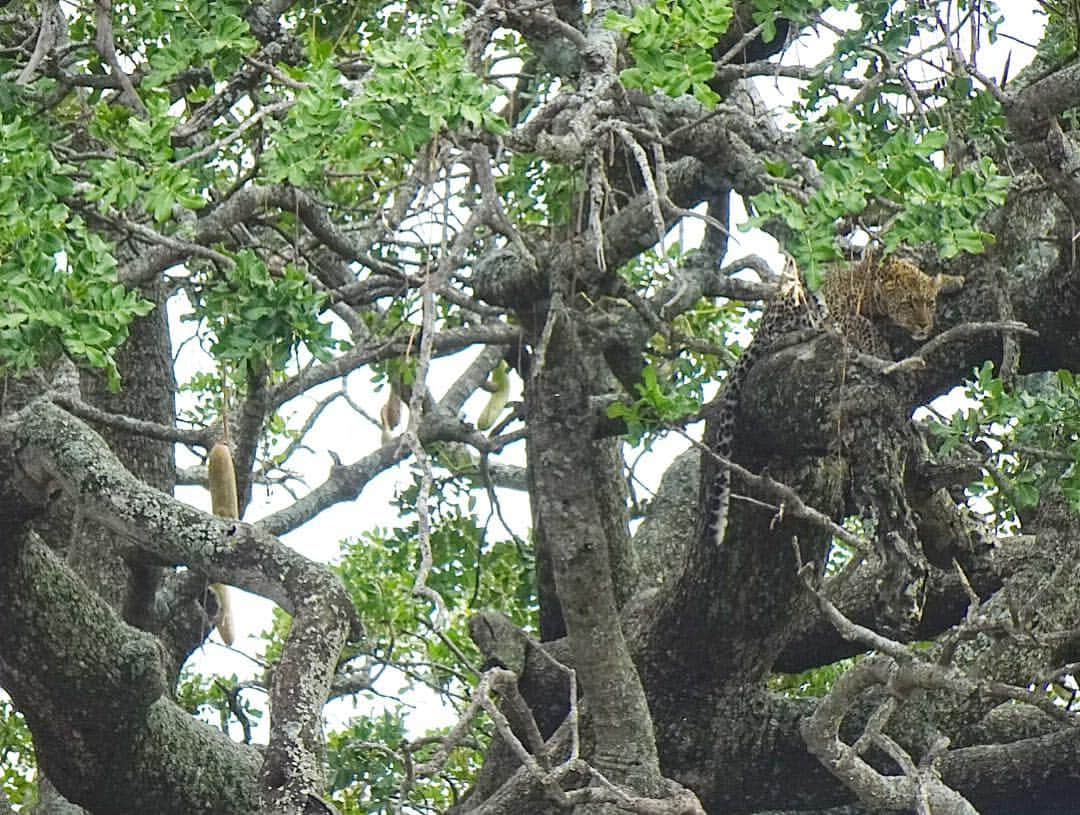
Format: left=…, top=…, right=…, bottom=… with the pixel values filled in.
left=1013, top=482, right=1040, bottom=508
left=606, top=0, right=733, bottom=106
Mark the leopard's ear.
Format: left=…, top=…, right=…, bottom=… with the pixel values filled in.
left=933, top=273, right=965, bottom=295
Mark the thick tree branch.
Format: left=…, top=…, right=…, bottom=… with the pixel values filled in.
left=6, top=400, right=356, bottom=814
left=269, top=324, right=520, bottom=410
left=49, top=392, right=214, bottom=447
left=0, top=528, right=262, bottom=815
left=1004, top=62, right=1080, bottom=219
left=528, top=306, right=663, bottom=793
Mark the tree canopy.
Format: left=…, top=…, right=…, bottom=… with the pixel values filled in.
left=3, top=1, right=1080, bottom=814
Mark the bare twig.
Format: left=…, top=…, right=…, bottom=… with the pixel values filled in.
left=93, top=0, right=147, bottom=115
left=16, top=0, right=64, bottom=85
left=881, top=321, right=1036, bottom=375
left=679, top=430, right=873, bottom=557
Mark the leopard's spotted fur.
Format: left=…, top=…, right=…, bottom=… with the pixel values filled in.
left=706, top=264, right=820, bottom=548
left=820, top=255, right=964, bottom=353
left=706, top=254, right=963, bottom=547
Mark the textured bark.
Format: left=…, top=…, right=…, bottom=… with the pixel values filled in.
left=77, top=284, right=183, bottom=667
left=0, top=526, right=261, bottom=815
left=0, top=401, right=354, bottom=815
left=528, top=311, right=663, bottom=794
left=461, top=216, right=1080, bottom=814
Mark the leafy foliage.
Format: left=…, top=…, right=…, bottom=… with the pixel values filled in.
left=176, top=670, right=264, bottom=739
left=83, top=97, right=209, bottom=221
left=248, top=473, right=533, bottom=811
left=327, top=710, right=484, bottom=814
left=0, top=116, right=152, bottom=388
left=750, top=0, right=852, bottom=43
left=1035, top=0, right=1080, bottom=61
left=929, top=364, right=1080, bottom=520
left=497, top=154, right=584, bottom=227
left=340, top=474, right=536, bottom=659
left=0, top=693, right=35, bottom=807
left=749, top=114, right=1009, bottom=283
left=770, top=656, right=859, bottom=698
left=607, top=364, right=706, bottom=446
left=605, top=246, right=751, bottom=444
left=606, top=0, right=734, bottom=107
left=326, top=711, right=409, bottom=814
left=138, top=0, right=257, bottom=88
left=742, top=1, right=1012, bottom=280
left=185, top=253, right=339, bottom=373
left=264, top=10, right=506, bottom=191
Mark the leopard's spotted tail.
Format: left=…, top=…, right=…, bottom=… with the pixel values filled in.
left=706, top=260, right=818, bottom=547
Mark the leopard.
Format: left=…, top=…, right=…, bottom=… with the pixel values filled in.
left=705, top=253, right=964, bottom=548
left=819, top=254, right=964, bottom=354
left=705, top=260, right=821, bottom=548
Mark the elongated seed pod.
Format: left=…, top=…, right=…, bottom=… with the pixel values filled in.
left=207, top=442, right=238, bottom=646
left=381, top=383, right=402, bottom=431
left=477, top=362, right=510, bottom=430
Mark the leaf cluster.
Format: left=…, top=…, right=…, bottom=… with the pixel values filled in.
left=175, top=670, right=263, bottom=738
left=265, top=11, right=506, bottom=193
left=496, top=154, right=584, bottom=227
left=326, top=710, right=408, bottom=814
left=326, top=709, right=483, bottom=814
left=608, top=248, right=754, bottom=446
left=82, top=97, right=212, bottom=221
left=607, top=363, right=706, bottom=446
left=750, top=0, right=851, bottom=44
left=247, top=476, right=533, bottom=812
left=185, top=252, right=340, bottom=373
left=1035, top=0, right=1080, bottom=61
left=605, top=0, right=734, bottom=107
left=345, top=474, right=536, bottom=657
left=138, top=0, right=257, bottom=90
left=0, top=116, right=152, bottom=389
left=929, top=364, right=1080, bottom=520
left=0, top=693, right=35, bottom=808
left=802, top=0, right=1002, bottom=112
left=259, top=474, right=535, bottom=697
left=770, top=656, right=859, bottom=698
left=749, top=114, right=1008, bottom=282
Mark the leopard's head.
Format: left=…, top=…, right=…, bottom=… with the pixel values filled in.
left=879, top=259, right=945, bottom=340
